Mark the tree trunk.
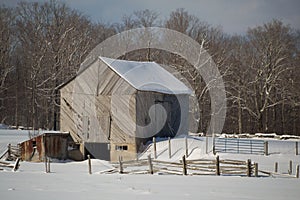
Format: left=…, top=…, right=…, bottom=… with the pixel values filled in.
left=31, top=79, right=35, bottom=133
left=237, top=90, right=242, bottom=134
left=292, top=104, right=296, bottom=135
left=258, top=113, right=264, bottom=133
left=281, top=102, right=285, bottom=133
left=14, top=81, right=18, bottom=127
left=265, top=108, right=268, bottom=132
left=272, top=106, right=276, bottom=133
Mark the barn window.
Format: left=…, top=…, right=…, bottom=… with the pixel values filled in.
left=115, top=145, right=128, bottom=151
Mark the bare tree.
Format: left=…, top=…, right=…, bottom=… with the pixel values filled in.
left=134, top=9, right=159, bottom=27
left=241, top=20, right=296, bottom=132
left=226, top=35, right=254, bottom=134
left=14, top=1, right=111, bottom=130
left=165, top=8, right=199, bottom=34
left=0, top=6, right=15, bottom=123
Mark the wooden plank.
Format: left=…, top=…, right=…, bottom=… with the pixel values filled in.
left=98, top=168, right=118, bottom=174
left=220, top=159, right=247, bottom=165
left=152, top=160, right=182, bottom=166
left=190, top=172, right=216, bottom=176
left=221, top=170, right=247, bottom=175
left=158, top=168, right=182, bottom=175
left=13, top=158, right=21, bottom=172
left=186, top=160, right=215, bottom=164
left=0, top=164, right=13, bottom=168
left=0, top=160, right=10, bottom=165
left=187, top=166, right=216, bottom=172
left=0, top=149, right=8, bottom=160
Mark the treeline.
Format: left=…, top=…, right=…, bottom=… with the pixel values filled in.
left=0, top=1, right=299, bottom=135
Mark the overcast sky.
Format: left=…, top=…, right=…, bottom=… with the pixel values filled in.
left=2, top=0, right=300, bottom=34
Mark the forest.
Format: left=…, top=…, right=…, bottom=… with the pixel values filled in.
left=0, top=1, right=300, bottom=135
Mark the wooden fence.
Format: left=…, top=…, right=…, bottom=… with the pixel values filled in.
left=0, top=144, right=21, bottom=161
left=100, top=155, right=257, bottom=177
left=214, top=138, right=266, bottom=155
left=95, top=155, right=299, bottom=178
left=0, top=159, right=21, bottom=171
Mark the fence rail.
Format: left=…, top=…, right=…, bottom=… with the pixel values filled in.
left=105, top=156, right=256, bottom=177
left=215, top=138, right=265, bottom=155
left=0, top=144, right=21, bottom=161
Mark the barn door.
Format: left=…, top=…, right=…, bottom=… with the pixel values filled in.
left=163, top=101, right=173, bottom=135
left=155, top=100, right=172, bottom=136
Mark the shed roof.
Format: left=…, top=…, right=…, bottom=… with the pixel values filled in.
left=100, top=57, right=191, bottom=95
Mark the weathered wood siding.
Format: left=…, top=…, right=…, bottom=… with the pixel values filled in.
left=60, top=80, right=79, bottom=141
left=60, top=59, right=138, bottom=161
left=20, top=133, right=69, bottom=162
left=109, top=93, right=137, bottom=161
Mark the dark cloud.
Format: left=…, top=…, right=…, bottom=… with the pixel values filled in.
left=2, top=0, right=300, bottom=34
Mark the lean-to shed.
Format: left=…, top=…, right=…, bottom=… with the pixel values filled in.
left=60, top=57, right=191, bottom=161
left=20, top=132, right=71, bottom=162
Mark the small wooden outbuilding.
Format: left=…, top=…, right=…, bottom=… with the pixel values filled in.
left=20, top=132, right=71, bottom=162
left=59, top=57, right=191, bottom=161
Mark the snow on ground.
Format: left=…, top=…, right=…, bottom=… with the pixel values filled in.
left=1, top=131, right=300, bottom=200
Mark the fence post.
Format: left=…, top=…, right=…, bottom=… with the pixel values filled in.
left=88, top=155, right=92, bottom=174
left=205, top=136, right=208, bottom=154
left=182, top=155, right=187, bottom=175
left=185, top=136, right=188, bottom=158
left=275, top=162, right=278, bottom=173
left=148, top=155, right=153, bottom=174
left=216, top=156, right=220, bottom=176
left=47, top=157, right=50, bottom=173
left=213, top=143, right=216, bottom=155
left=247, top=159, right=252, bottom=177
left=13, top=158, right=21, bottom=172
left=296, top=165, right=299, bottom=178
left=45, top=156, right=48, bottom=173
left=237, top=139, right=239, bottom=154
left=254, top=163, right=258, bottom=177
left=288, top=160, right=292, bottom=175
left=119, top=156, right=123, bottom=174
left=7, top=143, right=11, bottom=158
left=264, top=141, right=268, bottom=156
left=296, top=142, right=298, bottom=156
left=153, top=137, right=157, bottom=159
left=168, top=137, right=171, bottom=159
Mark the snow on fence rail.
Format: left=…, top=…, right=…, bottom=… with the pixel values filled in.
left=214, top=138, right=266, bottom=155
left=0, top=159, right=21, bottom=171
left=95, top=155, right=299, bottom=178
left=103, top=156, right=258, bottom=177
left=0, top=144, right=21, bottom=161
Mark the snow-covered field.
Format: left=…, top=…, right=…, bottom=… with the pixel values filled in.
left=1, top=130, right=300, bottom=200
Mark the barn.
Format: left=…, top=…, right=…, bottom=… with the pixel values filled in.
left=59, top=57, right=191, bottom=161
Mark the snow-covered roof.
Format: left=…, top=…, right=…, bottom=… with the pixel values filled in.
left=100, top=57, right=191, bottom=95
